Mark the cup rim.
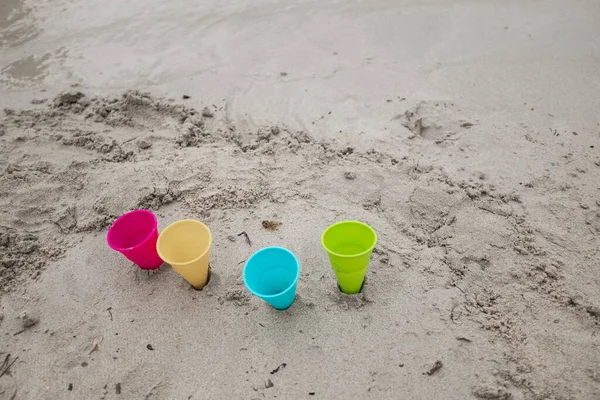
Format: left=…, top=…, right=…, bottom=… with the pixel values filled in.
left=107, top=209, right=158, bottom=252
left=321, top=220, right=378, bottom=259
left=156, top=219, right=213, bottom=266
left=243, top=246, right=300, bottom=299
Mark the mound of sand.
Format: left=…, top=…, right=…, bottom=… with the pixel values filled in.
left=0, top=91, right=598, bottom=399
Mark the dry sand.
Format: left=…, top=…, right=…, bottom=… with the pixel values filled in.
left=1, top=1, right=600, bottom=399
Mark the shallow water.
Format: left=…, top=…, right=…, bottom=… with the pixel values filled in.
left=2, top=0, right=600, bottom=137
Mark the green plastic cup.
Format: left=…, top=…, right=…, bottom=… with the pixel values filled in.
left=321, top=221, right=377, bottom=294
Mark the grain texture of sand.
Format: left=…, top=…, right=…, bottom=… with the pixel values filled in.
left=1, top=1, right=599, bottom=399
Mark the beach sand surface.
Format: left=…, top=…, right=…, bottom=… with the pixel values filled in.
left=0, top=0, right=599, bottom=399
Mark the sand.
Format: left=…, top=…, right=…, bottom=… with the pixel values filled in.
left=1, top=1, right=600, bottom=399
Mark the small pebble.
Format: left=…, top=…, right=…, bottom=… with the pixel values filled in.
left=569, top=295, right=583, bottom=306
left=344, top=172, right=356, bottom=180
left=182, top=95, right=190, bottom=99
left=586, top=305, right=600, bottom=317
left=138, top=140, right=152, bottom=150
left=202, top=107, right=214, bottom=118
left=20, top=311, right=39, bottom=328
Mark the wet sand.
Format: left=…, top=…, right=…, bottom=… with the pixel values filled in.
left=1, top=1, right=600, bottom=399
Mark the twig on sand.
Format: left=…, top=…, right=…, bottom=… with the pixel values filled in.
left=424, top=360, right=443, bottom=376
left=270, top=363, right=287, bottom=375
left=89, top=336, right=103, bottom=355
left=0, top=355, right=8, bottom=372
left=237, top=231, right=252, bottom=246
left=0, top=354, right=18, bottom=378
left=122, top=136, right=139, bottom=144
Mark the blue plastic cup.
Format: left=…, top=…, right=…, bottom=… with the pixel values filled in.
left=243, top=247, right=300, bottom=310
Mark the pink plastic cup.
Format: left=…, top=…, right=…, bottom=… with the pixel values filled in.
left=107, top=210, right=163, bottom=270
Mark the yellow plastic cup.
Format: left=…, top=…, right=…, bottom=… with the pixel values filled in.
left=321, top=221, right=377, bottom=294
left=156, top=219, right=212, bottom=289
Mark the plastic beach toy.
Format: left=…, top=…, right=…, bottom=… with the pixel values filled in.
left=156, top=219, right=212, bottom=289
left=243, top=247, right=300, bottom=310
left=321, top=221, right=377, bottom=294
left=107, top=209, right=163, bottom=270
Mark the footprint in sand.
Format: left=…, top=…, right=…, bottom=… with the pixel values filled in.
left=395, top=100, right=475, bottom=144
